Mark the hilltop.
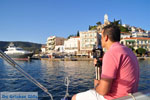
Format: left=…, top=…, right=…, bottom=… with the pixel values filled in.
left=0, top=41, right=42, bottom=53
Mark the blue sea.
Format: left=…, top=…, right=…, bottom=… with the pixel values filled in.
left=0, top=59, right=150, bottom=100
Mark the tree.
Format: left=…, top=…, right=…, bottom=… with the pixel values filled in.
left=128, top=46, right=135, bottom=51
left=67, top=35, right=74, bottom=39
left=111, top=19, right=120, bottom=26
left=110, top=19, right=129, bottom=32
left=89, top=25, right=97, bottom=30
left=120, top=19, right=122, bottom=26
left=77, top=31, right=80, bottom=36
left=120, top=26, right=129, bottom=32
left=34, top=49, right=41, bottom=54
left=96, top=21, right=102, bottom=26
left=136, top=48, right=146, bottom=56
left=89, top=25, right=91, bottom=30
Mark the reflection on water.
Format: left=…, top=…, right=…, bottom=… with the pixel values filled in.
left=0, top=59, right=150, bottom=100
left=138, top=60, right=150, bottom=91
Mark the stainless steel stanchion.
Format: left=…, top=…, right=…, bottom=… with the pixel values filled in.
left=95, top=60, right=101, bottom=80
left=95, top=66, right=100, bottom=80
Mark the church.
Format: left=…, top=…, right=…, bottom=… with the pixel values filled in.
left=97, top=14, right=111, bottom=33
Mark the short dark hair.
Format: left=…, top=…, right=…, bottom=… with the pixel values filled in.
left=102, top=24, right=120, bottom=42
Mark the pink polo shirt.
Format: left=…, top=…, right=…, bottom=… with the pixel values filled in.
left=101, top=42, right=139, bottom=100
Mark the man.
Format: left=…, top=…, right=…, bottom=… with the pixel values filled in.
left=72, top=24, right=139, bottom=100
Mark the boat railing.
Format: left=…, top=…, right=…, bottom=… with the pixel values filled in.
left=114, top=89, right=150, bottom=100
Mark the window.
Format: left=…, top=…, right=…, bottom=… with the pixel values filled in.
left=75, top=44, right=77, bottom=47
left=87, top=34, right=89, bottom=37
left=91, top=39, right=94, bottom=42
left=16, top=48, right=23, bottom=51
left=129, top=42, right=131, bottom=44
left=82, top=44, right=85, bottom=47
left=143, top=41, right=145, bottom=43
left=138, top=41, right=141, bottom=44
left=121, top=41, right=124, bottom=45
left=85, top=44, right=88, bottom=47
left=82, top=34, right=84, bottom=37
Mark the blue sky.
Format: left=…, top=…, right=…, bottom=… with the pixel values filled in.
left=0, top=0, right=150, bottom=44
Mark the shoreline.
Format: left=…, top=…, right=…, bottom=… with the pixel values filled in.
left=40, top=58, right=94, bottom=61
left=40, top=57, right=150, bottom=61
left=137, top=57, right=150, bottom=60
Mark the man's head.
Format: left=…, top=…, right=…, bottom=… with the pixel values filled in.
left=101, top=24, right=120, bottom=49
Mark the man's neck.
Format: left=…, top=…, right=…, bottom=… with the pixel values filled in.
left=105, top=41, right=116, bottom=50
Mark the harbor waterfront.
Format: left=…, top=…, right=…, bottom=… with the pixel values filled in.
left=0, top=59, right=150, bottom=100
left=40, top=57, right=150, bottom=61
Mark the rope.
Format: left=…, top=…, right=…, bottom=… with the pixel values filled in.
left=64, top=77, right=70, bottom=99
left=128, top=93, right=136, bottom=100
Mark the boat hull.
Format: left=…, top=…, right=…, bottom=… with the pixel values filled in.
left=6, top=53, right=33, bottom=59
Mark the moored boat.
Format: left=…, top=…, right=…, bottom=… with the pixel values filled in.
left=4, top=43, right=33, bottom=60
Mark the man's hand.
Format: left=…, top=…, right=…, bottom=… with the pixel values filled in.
left=94, top=79, right=100, bottom=88
left=94, top=58, right=97, bottom=66
left=94, top=58, right=102, bottom=66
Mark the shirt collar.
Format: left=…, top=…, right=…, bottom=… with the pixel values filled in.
left=109, top=42, right=120, bottom=50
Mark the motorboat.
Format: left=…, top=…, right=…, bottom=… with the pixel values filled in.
left=4, top=43, right=33, bottom=60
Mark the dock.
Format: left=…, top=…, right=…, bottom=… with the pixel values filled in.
left=137, top=57, right=150, bottom=60
left=41, top=58, right=94, bottom=61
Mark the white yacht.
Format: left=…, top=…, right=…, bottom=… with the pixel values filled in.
left=4, top=43, right=33, bottom=60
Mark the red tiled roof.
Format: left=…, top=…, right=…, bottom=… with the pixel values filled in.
left=121, top=32, right=131, bottom=34
left=41, top=45, right=46, bottom=48
left=70, top=36, right=80, bottom=38
left=123, top=37, right=150, bottom=40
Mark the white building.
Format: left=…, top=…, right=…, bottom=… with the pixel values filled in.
left=55, top=45, right=65, bottom=52
left=64, top=36, right=80, bottom=55
left=120, top=37, right=150, bottom=51
left=122, top=24, right=129, bottom=28
left=131, top=26, right=137, bottom=32
left=121, top=32, right=131, bottom=39
left=79, top=30, right=101, bottom=57
left=104, top=14, right=111, bottom=25
left=97, top=14, right=111, bottom=33
left=146, top=31, right=150, bottom=37
left=41, top=45, right=47, bottom=54
left=132, top=32, right=148, bottom=38
left=46, top=36, right=65, bottom=53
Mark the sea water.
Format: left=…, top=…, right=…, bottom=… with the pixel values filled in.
left=0, top=59, right=150, bottom=100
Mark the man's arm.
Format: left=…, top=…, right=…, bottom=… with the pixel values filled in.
left=94, top=78, right=113, bottom=96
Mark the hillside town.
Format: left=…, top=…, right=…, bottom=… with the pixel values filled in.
left=41, top=14, right=150, bottom=58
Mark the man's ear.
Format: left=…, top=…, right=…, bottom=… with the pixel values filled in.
left=105, top=35, right=108, bottom=41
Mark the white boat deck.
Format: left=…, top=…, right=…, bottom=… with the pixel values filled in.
left=115, top=89, right=150, bottom=100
